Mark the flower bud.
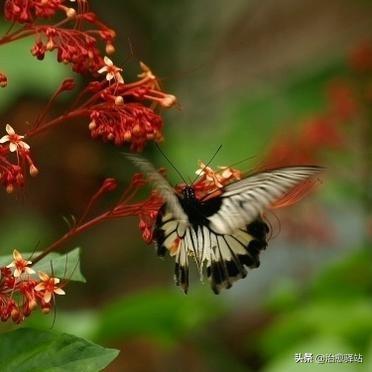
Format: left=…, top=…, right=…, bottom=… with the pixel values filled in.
left=29, top=164, right=39, bottom=177
left=60, top=78, right=75, bottom=91
left=88, top=120, right=96, bottom=130
left=102, top=178, right=118, bottom=192
left=11, top=307, right=21, bottom=322
left=124, top=131, right=132, bottom=141
left=133, top=124, right=141, bottom=135
left=28, top=299, right=38, bottom=311
left=41, top=304, right=52, bottom=314
left=0, top=73, right=8, bottom=88
left=160, top=94, right=176, bottom=108
left=66, top=7, right=76, bottom=19
left=115, top=96, right=124, bottom=105
left=105, top=43, right=115, bottom=54
left=6, top=184, right=14, bottom=194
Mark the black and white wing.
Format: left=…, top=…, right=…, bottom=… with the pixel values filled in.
left=208, top=166, right=323, bottom=234
left=125, top=153, right=188, bottom=222
left=154, top=204, right=270, bottom=294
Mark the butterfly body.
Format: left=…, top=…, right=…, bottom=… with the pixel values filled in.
left=126, top=153, right=322, bottom=294
left=179, top=186, right=221, bottom=227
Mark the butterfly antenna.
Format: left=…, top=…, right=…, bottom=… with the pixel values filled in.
left=155, top=143, right=188, bottom=184
left=191, top=144, right=223, bottom=184
left=27, top=240, right=41, bottom=262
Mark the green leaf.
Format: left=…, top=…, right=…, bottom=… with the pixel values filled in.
left=0, top=328, right=119, bottom=372
left=93, top=288, right=225, bottom=346
left=0, top=247, right=86, bottom=283
left=33, top=247, right=86, bottom=283
left=23, top=310, right=99, bottom=341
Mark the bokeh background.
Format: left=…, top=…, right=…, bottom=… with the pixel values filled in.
left=1, top=0, right=372, bottom=371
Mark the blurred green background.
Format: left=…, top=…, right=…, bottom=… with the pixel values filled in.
left=1, top=0, right=372, bottom=371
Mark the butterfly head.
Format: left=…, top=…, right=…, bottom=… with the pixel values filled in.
left=182, top=185, right=196, bottom=200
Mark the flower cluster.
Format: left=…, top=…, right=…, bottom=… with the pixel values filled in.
left=0, top=124, right=38, bottom=193
left=4, top=0, right=73, bottom=23
left=87, top=59, right=175, bottom=151
left=1, top=250, right=65, bottom=324
left=137, top=193, right=164, bottom=243
left=24, top=58, right=176, bottom=152
left=3, top=1, right=115, bottom=74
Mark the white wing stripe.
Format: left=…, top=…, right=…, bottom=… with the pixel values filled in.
left=209, top=166, right=322, bottom=234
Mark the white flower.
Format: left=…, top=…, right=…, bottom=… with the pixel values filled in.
left=34, top=272, right=66, bottom=303
left=6, top=249, right=35, bottom=277
left=97, top=56, right=124, bottom=84
left=0, top=124, right=30, bottom=153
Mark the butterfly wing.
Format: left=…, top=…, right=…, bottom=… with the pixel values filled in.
left=129, top=155, right=322, bottom=293
left=208, top=166, right=323, bottom=234
left=125, top=153, right=188, bottom=222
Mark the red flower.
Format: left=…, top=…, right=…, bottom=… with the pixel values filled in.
left=4, top=0, right=66, bottom=23
left=0, top=123, right=38, bottom=193
left=89, top=103, right=163, bottom=151
left=32, top=25, right=105, bottom=74
left=0, top=72, right=8, bottom=88
left=0, top=249, right=67, bottom=323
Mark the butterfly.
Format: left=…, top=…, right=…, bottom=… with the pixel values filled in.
left=127, top=154, right=323, bottom=294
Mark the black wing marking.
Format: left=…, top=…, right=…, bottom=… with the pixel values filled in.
left=208, top=166, right=322, bottom=234
left=154, top=206, right=269, bottom=294
left=125, top=153, right=188, bottom=222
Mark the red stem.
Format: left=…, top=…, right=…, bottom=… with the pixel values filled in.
left=31, top=211, right=112, bottom=265
left=26, top=109, right=90, bottom=138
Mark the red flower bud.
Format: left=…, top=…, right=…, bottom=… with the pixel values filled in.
left=102, top=178, right=118, bottom=192
left=60, top=78, right=75, bottom=92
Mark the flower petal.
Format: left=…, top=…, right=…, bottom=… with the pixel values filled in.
left=34, top=283, right=45, bottom=291
left=19, top=141, right=30, bottom=150
left=106, top=72, right=114, bottom=81
left=13, top=249, right=22, bottom=260
left=0, top=135, right=9, bottom=143
left=103, top=56, right=113, bottom=66
left=13, top=268, right=21, bottom=277
left=5, top=124, right=15, bottom=135
left=54, top=288, right=66, bottom=295
left=9, top=143, right=17, bottom=152
left=44, top=291, right=52, bottom=303
left=116, top=73, right=124, bottom=84
left=98, top=66, right=108, bottom=74
left=38, top=271, right=50, bottom=281
left=25, top=267, right=36, bottom=275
